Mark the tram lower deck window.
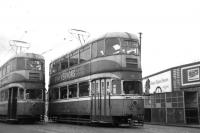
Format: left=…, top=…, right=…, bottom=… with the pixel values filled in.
left=60, top=86, right=68, bottom=99
left=69, top=84, right=77, bottom=98
left=19, top=88, right=24, bottom=100
left=123, top=81, right=141, bottom=94
left=79, top=82, right=89, bottom=97
left=26, top=89, right=43, bottom=100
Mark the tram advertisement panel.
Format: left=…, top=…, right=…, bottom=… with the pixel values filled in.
left=181, top=64, right=200, bottom=86
left=142, top=71, right=172, bottom=94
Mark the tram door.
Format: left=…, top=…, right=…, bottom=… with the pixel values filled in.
left=8, top=87, right=18, bottom=120
left=91, top=79, right=112, bottom=122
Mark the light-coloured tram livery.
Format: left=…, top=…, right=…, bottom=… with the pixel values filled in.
left=48, top=32, right=144, bottom=126
left=0, top=53, right=45, bottom=122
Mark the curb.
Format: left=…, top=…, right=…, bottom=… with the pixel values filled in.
left=144, top=122, right=200, bottom=129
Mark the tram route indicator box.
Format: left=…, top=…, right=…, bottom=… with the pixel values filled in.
left=181, top=64, right=200, bottom=86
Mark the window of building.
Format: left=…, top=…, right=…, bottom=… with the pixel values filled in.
left=69, top=51, right=79, bottom=67
left=80, top=45, right=90, bottom=63
left=68, top=84, right=77, bottom=98
left=60, top=86, right=68, bottom=99
left=123, top=81, right=141, bottom=94
left=92, top=42, right=97, bottom=58
left=97, top=40, right=105, bottom=57
left=121, top=39, right=139, bottom=55
left=79, top=82, right=89, bottom=97
left=105, top=38, right=120, bottom=55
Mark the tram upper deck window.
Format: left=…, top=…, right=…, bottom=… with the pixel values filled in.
left=26, top=89, right=43, bottom=100
left=105, top=38, right=120, bottom=55
left=68, top=84, right=77, bottom=98
left=11, top=58, right=17, bottom=71
left=27, top=59, right=43, bottom=71
left=121, top=39, right=139, bottom=55
left=61, top=56, right=68, bottom=70
left=6, top=63, right=11, bottom=73
left=51, top=62, right=59, bottom=74
left=17, top=58, right=25, bottom=70
left=92, top=42, right=97, bottom=58
left=2, top=66, right=6, bottom=76
left=80, top=45, right=90, bottom=63
left=79, top=82, right=89, bottom=97
left=123, top=81, right=141, bottom=94
left=97, top=40, right=105, bottom=57
left=69, top=51, right=79, bottom=67
left=0, top=68, right=2, bottom=78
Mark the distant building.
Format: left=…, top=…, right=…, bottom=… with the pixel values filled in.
left=142, top=61, right=200, bottom=125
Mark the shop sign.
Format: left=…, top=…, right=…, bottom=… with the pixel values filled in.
left=181, top=64, right=200, bottom=86
left=142, top=71, right=172, bottom=94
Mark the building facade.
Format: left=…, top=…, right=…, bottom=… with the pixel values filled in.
left=142, top=61, right=200, bottom=125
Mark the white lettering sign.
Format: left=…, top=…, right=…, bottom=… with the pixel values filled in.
left=142, top=71, right=172, bottom=94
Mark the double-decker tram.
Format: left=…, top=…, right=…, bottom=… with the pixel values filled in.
left=48, top=32, right=144, bottom=126
left=0, top=53, right=45, bottom=122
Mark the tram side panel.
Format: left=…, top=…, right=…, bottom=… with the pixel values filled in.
left=49, top=99, right=91, bottom=121
left=0, top=102, right=8, bottom=119
left=17, top=102, right=45, bottom=120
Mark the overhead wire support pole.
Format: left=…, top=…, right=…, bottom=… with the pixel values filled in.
left=138, top=32, right=142, bottom=70
left=69, top=28, right=90, bottom=46
left=138, top=32, right=142, bottom=56
left=9, top=40, right=30, bottom=54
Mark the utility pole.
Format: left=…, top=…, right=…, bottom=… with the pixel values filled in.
left=138, top=32, right=142, bottom=70
left=138, top=32, right=142, bottom=57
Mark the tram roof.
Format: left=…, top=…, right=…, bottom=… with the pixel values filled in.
left=1, top=53, right=44, bottom=66
left=13, top=53, right=44, bottom=60
left=87, top=32, right=139, bottom=44
left=51, top=32, right=139, bottom=64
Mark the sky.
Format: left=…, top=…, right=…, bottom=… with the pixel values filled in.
left=0, top=0, right=200, bottom=87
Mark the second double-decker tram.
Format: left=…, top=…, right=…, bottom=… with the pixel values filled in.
left=0, top=53, right=45, bottom=122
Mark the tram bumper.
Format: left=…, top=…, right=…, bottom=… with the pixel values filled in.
left=128, top=114, right=144, bottom=126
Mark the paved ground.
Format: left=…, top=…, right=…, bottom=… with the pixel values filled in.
left=0, top=122, right=199, bottom=133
